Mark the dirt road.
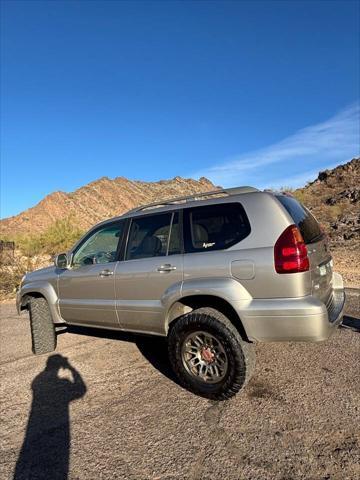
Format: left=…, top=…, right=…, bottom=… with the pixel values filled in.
left=1, top=290, right=359, bottom=480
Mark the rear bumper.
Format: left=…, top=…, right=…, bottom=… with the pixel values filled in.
left=236, top=272, right=345, bottom=342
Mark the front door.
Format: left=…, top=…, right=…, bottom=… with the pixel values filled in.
left=58, top=221, right=125, bottom=327
left=115, top=211, right=183, bottom=335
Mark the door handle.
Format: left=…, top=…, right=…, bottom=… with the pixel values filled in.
left=157, top=264, right=176, bottom=273
left=99, top=269, right=114, bottom=277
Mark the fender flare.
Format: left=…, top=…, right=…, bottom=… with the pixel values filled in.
left=18, top=281, right=64, bottom=324
left=164, top=277, right=252, bottom=336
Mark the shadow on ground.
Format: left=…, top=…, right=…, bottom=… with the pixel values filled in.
left=14, top=354, right=87, bottom=480
left=64, top=325, right=180, bottom=385
left=341, top=315, right=360, bottom=333
left=64, top=311, right=360, bottom=392
left=13, top=327, right=176, bottom=480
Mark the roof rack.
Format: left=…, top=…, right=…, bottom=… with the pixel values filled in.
left=127, top=186, right=259, bottom=214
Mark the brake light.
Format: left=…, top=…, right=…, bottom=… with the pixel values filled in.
left=274, top=225, right=310, bottom=274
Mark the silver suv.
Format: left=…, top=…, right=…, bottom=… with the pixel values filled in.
left=17, top=187, right=345, bottom=399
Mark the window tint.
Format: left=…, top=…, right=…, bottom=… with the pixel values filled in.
left=72, top=222, right=124, bottom=267
left=126, top=213, right=172, bottom=260
left=168, top=212, right=181, bottom=255
left=276, top=195, right=323, bottom=244
left=184, top=203, right=250, bottom=253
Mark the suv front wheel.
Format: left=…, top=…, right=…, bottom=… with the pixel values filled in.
left=29, top=297, right=57, bottom=355
left=168, top=307, right=255, bottom=400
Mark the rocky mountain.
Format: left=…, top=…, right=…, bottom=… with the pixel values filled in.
left=1, top=158, right=359, bottom=244
left=0, top=158, right=359, bottom=291
left=0, top=176, right=216, bottom=237
left=294, top=157, right=359, bottom=247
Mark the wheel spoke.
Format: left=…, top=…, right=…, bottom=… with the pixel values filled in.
left=181, top=330, right=228, bottom=384
left=205, top=335, right=214, bottom=347
left=199, top=363, right=206, bottom=377
left=189, top=348, right=199, bottom=355
left=185, top=347, right=198, bottom=356
left=216, top=355, right=226, bottom=366
left=212, top=364, right=219, bottom=377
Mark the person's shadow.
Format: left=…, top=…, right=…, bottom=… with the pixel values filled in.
left=14, top=354, right=87, bottom=480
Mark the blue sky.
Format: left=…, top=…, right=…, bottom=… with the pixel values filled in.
left=1, top=0, right=359, bottom=219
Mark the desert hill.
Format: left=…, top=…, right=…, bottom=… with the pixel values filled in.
left=295, top=157, right=359, bottom=247
left=0, top=176, right=215, bottom=236
left=1, top=158, right=359, bottom=247
left=0, top=159, right=359, bottom=296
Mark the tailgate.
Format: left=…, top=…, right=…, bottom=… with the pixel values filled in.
left=306, top=237, right=333, bottom=303
left=276, top=194, right=333, bottom=303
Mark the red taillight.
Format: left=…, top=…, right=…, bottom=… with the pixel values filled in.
left=274, top=225, right=310, bottom=274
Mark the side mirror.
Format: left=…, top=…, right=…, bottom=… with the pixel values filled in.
left=54, top=253, right=69, bottom=269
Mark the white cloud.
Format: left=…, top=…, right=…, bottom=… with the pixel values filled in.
left=260, top=165, right=337, bottom=191
left=192, top=102, right=360, bottom=188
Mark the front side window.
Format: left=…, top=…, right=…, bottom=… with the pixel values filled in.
left=184, top=203, right=250, bottom=253
left=126, top=213, right=172, bottom=260
left=72, top=222, right=124, bottom=267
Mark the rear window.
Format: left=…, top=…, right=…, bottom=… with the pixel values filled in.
left=184, top=202, right=251, bottom=253
left=276, top=195, right=323, bottom=244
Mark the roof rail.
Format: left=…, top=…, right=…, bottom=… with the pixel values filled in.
left=127, top=186, right=259, bottom=214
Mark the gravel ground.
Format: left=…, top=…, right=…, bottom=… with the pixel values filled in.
left=0, top=290, right=359, bottom=480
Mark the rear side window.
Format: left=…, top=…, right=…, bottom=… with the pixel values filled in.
left=126, top=213, right=172, bottom=260
left=184, top=202, right=250, bottom=253
left=276, top=195, right=323, bottom=244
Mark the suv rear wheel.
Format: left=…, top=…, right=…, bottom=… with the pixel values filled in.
left=29, top=297, right=57, bottom=355
left=168, top=307, right=255, bottom=400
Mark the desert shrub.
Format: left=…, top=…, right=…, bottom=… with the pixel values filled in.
left=328, top=205, right=343, bottom=221
left=16, top=235, right=43, bottom=257
left=0, top=256, right=32, bottom=297
left=4, top=216, right=84, bottom=258
left=0, top=253, right=55, bottom=299
left=39, top=217, right=84, bottom=255
left=0, top=217, right=84, bottom=298
left=279, top=186, right=294, bottom=193
left=292, top=189, right=306, bottom=204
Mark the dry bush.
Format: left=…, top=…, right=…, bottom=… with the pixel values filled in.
left=0, top=255, right=31, bottom=299
left=0, top=217, right=83, bottom=300
left=11, top=217, right=84, bottom=257
left=0, top=253, right=52, bottom=300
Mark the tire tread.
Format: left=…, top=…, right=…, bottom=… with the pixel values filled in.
left=168, top=307, right=255, bottom=400
left=29, top=297, right=56, bottom=355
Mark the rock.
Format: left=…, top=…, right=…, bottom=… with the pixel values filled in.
left=318, top=170, right=330, bottom=181
left=326, top=188, right=360, bottom=205
left=330, top=213, right=360, bottom=243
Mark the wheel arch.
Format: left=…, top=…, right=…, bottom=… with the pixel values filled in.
left=21, top=291, right=45, bottom=308
left=166, top=294, right=250, bottom=342
left=18, top=282, right=64, bottom=324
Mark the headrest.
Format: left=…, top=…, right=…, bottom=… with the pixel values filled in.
left=140, top=236, right=163, bottom=256
left=193, top=224, right=208, bottom=246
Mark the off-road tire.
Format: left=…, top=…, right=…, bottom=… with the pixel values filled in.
left=168, top=307, right=255, bottom=400
left=29, top=297, right=56, bottom=355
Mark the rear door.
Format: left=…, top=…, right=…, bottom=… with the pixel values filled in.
left=183, top=202, right=252, bottom=282
left=115, top=211, right=183, bottom=335
left=276, top=195, right=333, bottom=302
